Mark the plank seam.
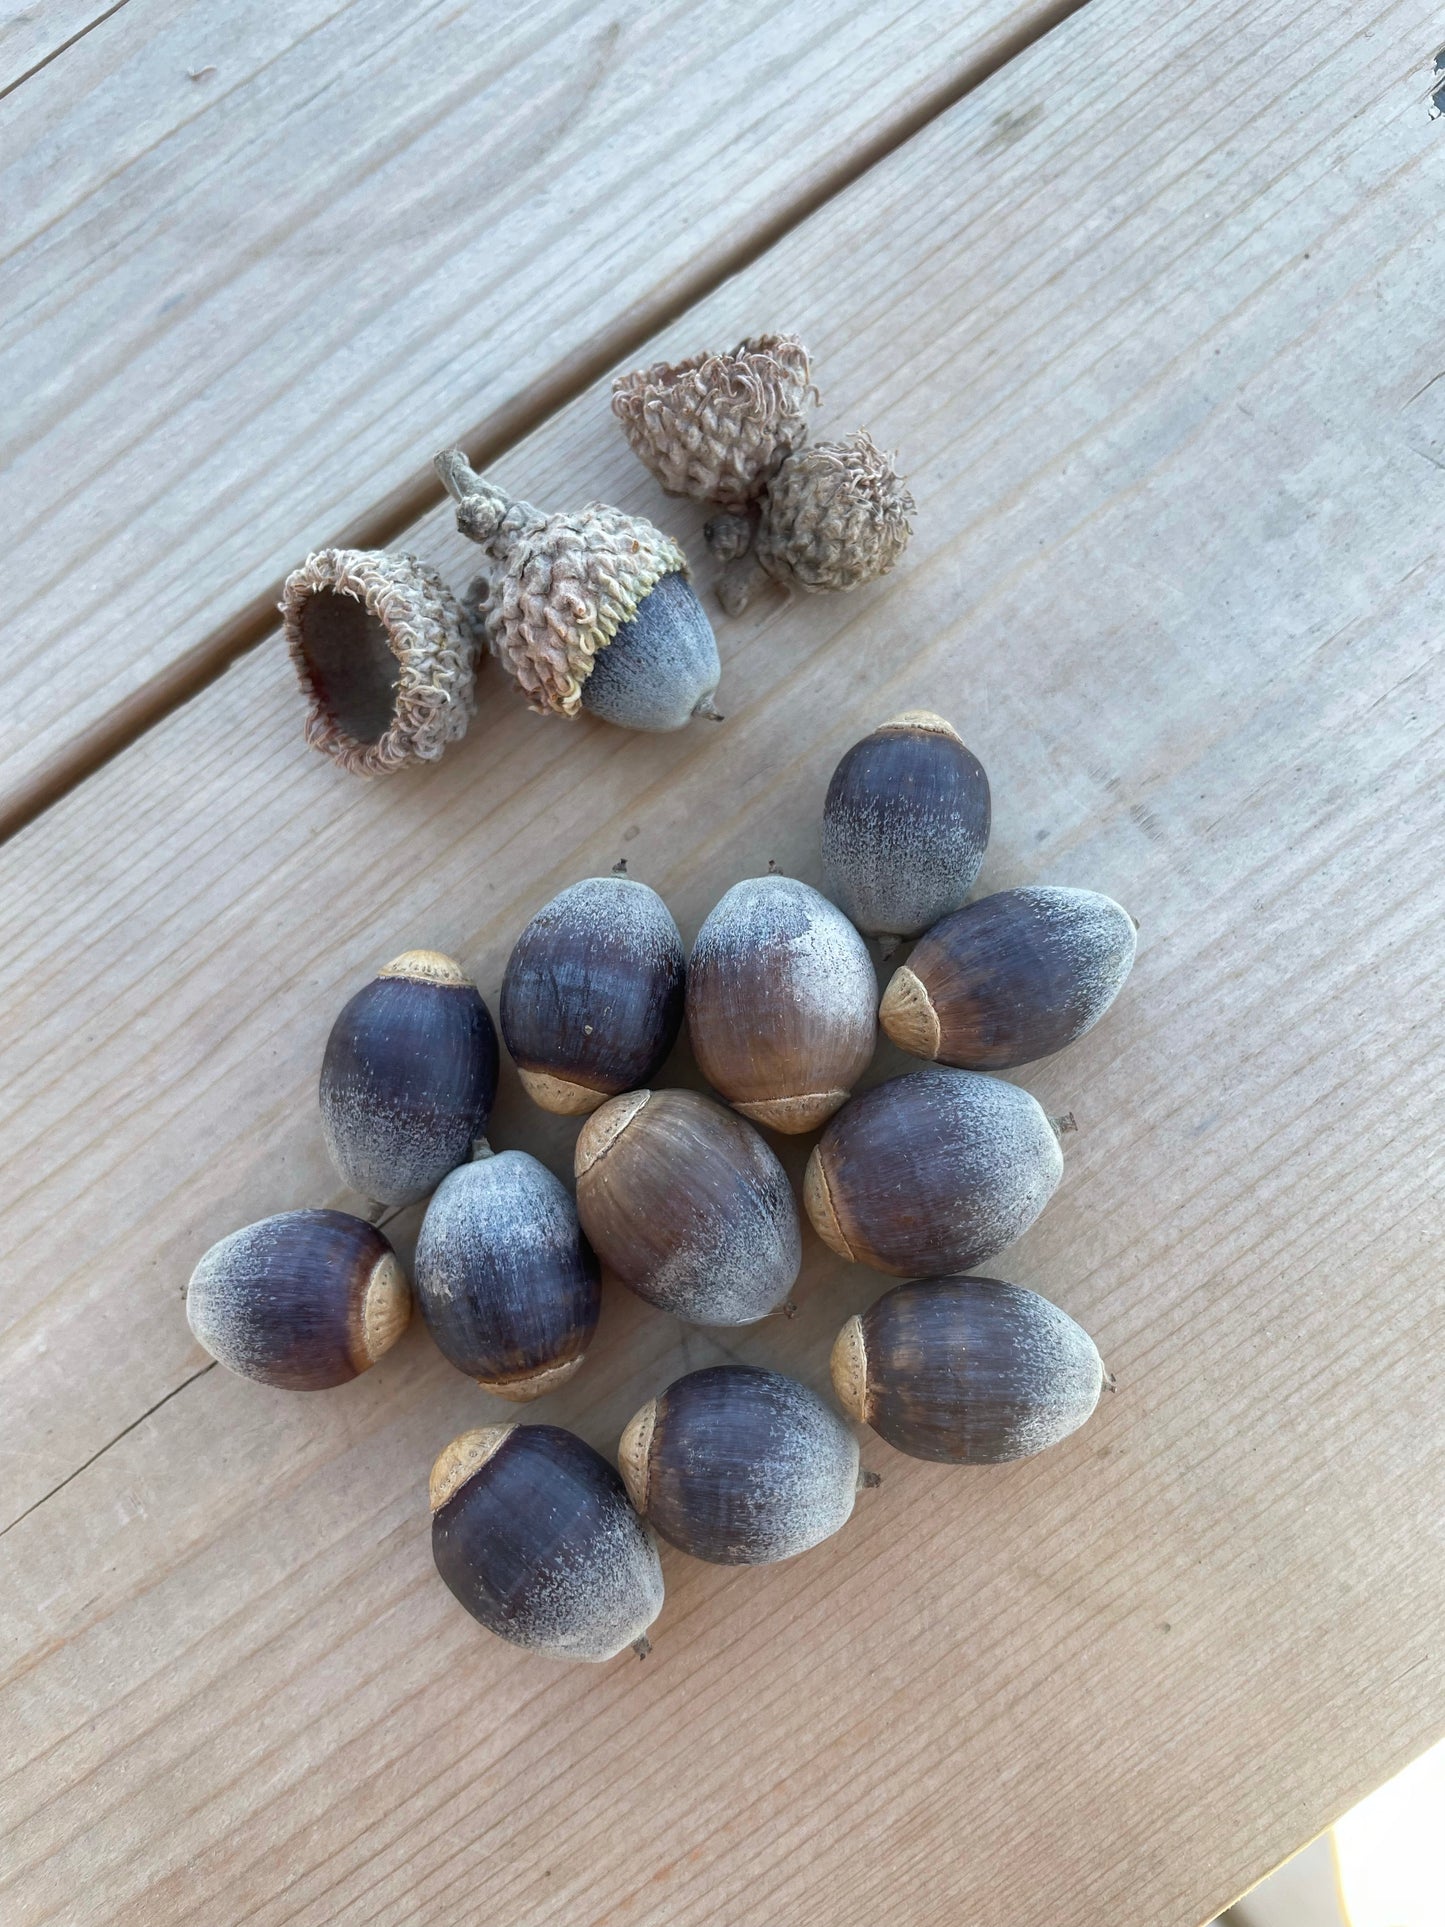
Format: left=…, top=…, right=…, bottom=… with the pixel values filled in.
left=0, top=0, right=132, bottom=103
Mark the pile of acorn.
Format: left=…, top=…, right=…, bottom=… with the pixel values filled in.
left=187, top=711, right=1135, bottom=1664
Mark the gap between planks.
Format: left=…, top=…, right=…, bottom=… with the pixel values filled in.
left=0, top=0, right=1093, bottom=851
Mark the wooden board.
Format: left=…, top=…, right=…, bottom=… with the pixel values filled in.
left=0, top=0, right=121, bottom=95
left=0, top=0, right=1070, bottom=832
left=4, top=0, right=1445, bottom=1920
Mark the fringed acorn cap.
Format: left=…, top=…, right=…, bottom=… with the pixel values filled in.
left=756, top=430, right=914, bottom=595
left=282, top=548, right=476, bottom=775
left=611, top=333, right=815, bottom=509
left=435, top=449, right=689, bottom=718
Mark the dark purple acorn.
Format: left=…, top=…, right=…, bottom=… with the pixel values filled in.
left=320, top=950, right=499, bottom=1207
left=500, top=876, right=685, bottom=1117
left=686, top=875, right=877, bottom=1133
left=414, top=1149, right=600, bottom=1399
left=881, top=885, right=1136, bottom=1070
left=804, top=1067, right=1064, bottom=1278
left=574, top=1088, right=800, bottom=1325
left=430, top=1423, right=664, bottom=1661
left=821, top=711, right=990, bottom=951
left=618, top=1366, right=863, bottom=1565
left=832, top=1276, right=1106, bottom=1463
left=186, top=1208, right=409, bottom=1390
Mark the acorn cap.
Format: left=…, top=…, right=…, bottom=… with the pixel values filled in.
left=429, top=1424, right=515, bottom=1511
left=435, top=451, right=688, bottom=719
left=755, top=430, right=914, bottom=595
left=610, top=333, right=816, bottom=509
left=281, top=548, right=477, bottom=775
left=617, top=1398, right=657, bottom=1512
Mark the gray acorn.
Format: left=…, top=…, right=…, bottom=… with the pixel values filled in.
left=619, top=1365, right=863, bottom=1565
left=500, top=876, right=686, bottom=1116
left=686, top=875, right=877, bottom=1133
left=320, top=950, right=500, bottom=1209
left=431, top=1424, right=664, bottom=1662
left=881, top=886, right=1137, bottom=1069
left=435, top=449, right=722, bottom=732
left=186, top=1208, right=410, bottom=1391
left=415, top=1149, right=600, bottom=1400
left=822, top=711, right=990, bottom=951
left=804, top=1067, right=1064, bottom=1278
left=832, top=1277, right=1106, bottom=1463
left=573, top=1088, right=800, bottom=1326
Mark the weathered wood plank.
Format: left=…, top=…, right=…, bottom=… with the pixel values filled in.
left=0, top=0, right=1069, bottom=831
left=4, top=0, right=1445, bottom=1920
left=0, top=0, right=122, bottom=95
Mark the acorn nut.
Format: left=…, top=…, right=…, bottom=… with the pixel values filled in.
left=822, top=712, right=990, bottom=950
left=500, top=875, right=685, bottom=1116
left=281, top=547, right=477, bottom=775
left=435, top=449, right=722, bottom=731
left=415, top=1149, right=599, bottom=1399
left=804, top=1067, right=1064, bottom=1277
left=619, top=1365, right=862, bottom=1565
left=320, top=950, right=500, bottom=1209
left=574, top=1089, right=800, bottom=1325
left=686, top=875, right=876, bottom=1133
left=186, top=1208, right=409, bottom=1390
left=832, top=1277, right=1106, bottom=1463
left=431, top=1424, right=664, bottom=1662
left=880, top=885, right=1137, bottom=1069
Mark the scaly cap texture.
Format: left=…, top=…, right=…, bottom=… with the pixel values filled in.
left=755, top=430, right=915, bottom=595
left=436, top=451, right=689, bottom=718
left=281, top=547, right=476, bottom=776
left=611, top=333, right=815, bottom=509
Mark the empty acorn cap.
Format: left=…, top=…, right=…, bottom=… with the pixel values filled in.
left=429, top=1425, right=516, bottom=1511
left=617, top=1399, right=657, bottom=1511
left=611, top=333, right=816, bottom=508
left=281, top=548, right=477, bottom=775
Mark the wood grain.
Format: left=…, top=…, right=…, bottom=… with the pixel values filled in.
left=4, top=0, right=1445, bottom=1920
left=0, top=0, right=124, bottom=95
left=0, top=0, right=1070, bottom=830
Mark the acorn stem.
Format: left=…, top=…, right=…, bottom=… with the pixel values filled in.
left=470, top=1136, right=495, bottom=1162
left=692, top=695, right=725, bottom=722
left=434, top=448, right=542, bottom=550
left=1049, top=1111, right=1078, bottom=1141
left=632, top=1634, right=652, bottom=1659
left=857, top=1468, right=882, bottom=1490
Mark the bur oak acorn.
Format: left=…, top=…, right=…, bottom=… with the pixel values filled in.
left=804, top=1067, right=1064, bottom=1277
left=574, top=1088, right=800, bottom=1325
left=186, top=1208, right=410, bottom=1390
left=832, top=1277, right=1106, bottom=1463
left=500, top=876, right=685, bottom=1116
left=414, top=1149, right=599, bottom=1399
left=431, top=1424, right=664, bottom=1662
left=686, top=874, right=876, bottom=1133
left=435, top=449, right=722, bottom=732
left=619, top=1365, right=863, bottom=1565
left=881, top=885, right=1137, bottom=1069
left=320, top=950, right=499, bottom=1208
left=822, top=711, right=990, bottom=950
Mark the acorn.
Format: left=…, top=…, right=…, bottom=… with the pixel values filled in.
left=804, top=1067, right=1064, bottom=1277
left=573, top=1088, right=799, bottom=1325
left=822, top=712, right=990, bottom=950
left=881, top=886, right=1137, bottom=1069
left=414, top=1149, right=600, bottom=1399
left=610, top=333, right=815, bottom=509
left=431, top=1424, right=664, bottom=1662
left=686, top=875, right=876, bottom=1133
left=717, top=431, right=914, bottom=615
left=280, top=547, right=476, bottom=774
left=619, top=1365, right=862, bottom=1565
left=320, top=950, right=500, bottom=1208
left=832, top=1276, right=1106, bottom=1463
left=500, top=875, right=685, bottom=1116
left=434, top=449, right=722, bottom=731
left=186, top=1209, right=409, bottom=1390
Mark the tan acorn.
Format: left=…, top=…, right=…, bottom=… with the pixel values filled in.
left=281, top=548, right=477, bottom=774
left=434, top=450, right=721, bottom=732
left=718, top=430, right=914, bottom=615
left=611, top=333, right=815, bottom=509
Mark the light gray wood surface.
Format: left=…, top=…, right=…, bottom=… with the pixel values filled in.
left=3, top=0, right=1444, bottom=1921
left=0, top=0, right=1068, bottom=830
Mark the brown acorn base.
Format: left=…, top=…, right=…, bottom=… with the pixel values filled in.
left=517, top=1068, right=612, bottom=1116
left=479, top=1356, right=587, bottom=1402
left=734, top=1090, right=849, bottom=1134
